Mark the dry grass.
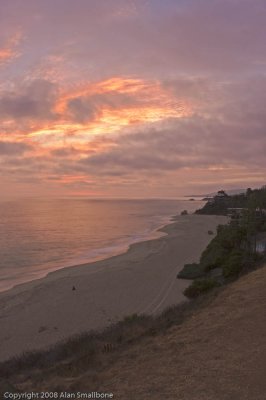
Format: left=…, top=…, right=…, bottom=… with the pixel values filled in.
left=1, top=264, right=266, bottom=399
left=0, top=291, right=217, bottom=393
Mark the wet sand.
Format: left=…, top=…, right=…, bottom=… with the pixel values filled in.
left=0, top=214, right=227, bottom=361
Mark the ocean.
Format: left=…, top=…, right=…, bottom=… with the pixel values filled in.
left=0, top=198, right=203, bottom=292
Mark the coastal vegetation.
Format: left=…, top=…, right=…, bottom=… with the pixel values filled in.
left=184, top=278, right=220, bottom=298
left=180, top=186, right=266, bottom=297
left=195, top=186, right=266, bottom=216
left=177, top=263, right=205, bottom=279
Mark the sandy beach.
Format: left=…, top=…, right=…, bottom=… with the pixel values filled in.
left=0, top=214, right=227, bottom=361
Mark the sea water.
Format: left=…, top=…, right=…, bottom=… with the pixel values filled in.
left=0, top=198, right=203, bottom=292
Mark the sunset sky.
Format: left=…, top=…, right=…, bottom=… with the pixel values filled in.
left=1, top=0, right=266, bottom=198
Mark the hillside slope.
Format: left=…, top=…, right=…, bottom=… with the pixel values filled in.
left=2, top=265, right=266, bottom=399
left=83, top=266, right=266, bottom=399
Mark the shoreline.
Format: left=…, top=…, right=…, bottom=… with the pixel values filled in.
left=0, top=214, right=176, bottom=295
left=0, top=213, right=184, bottom=296
left=0, top=214, right=227, bottom=361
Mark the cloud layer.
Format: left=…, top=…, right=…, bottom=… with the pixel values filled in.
left=0, top=0, right=265, bottom=197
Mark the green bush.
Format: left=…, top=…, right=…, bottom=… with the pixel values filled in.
left=177, top=263, right=205, bottom=279
left=200, top=242, right=228, bottom=271
left=200, top=224, right=249, bottom=272
left=222, top=250, right=244, bottom=278
left=184, top=278, right=220, bottom=298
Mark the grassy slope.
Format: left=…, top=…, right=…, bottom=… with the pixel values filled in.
left=1, top=265, right=266, bottom=399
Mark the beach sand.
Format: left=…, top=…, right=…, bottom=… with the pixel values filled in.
left=0, top=214, right=227, bottom=361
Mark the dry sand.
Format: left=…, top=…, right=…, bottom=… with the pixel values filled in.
left=0, top=214, right=227, bottom=361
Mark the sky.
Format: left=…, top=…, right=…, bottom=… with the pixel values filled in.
left=0, top=0, right=266, bottom=198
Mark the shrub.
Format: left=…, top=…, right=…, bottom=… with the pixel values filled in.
left=184, top=278, right=220, bottom=298
left=200, top=242, right=228, bottom=271
left=222, top=250, right=244, bottom=278
left=177, top=263, right=205, bottom=279
left=200, top=224, right=249, bottom=272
